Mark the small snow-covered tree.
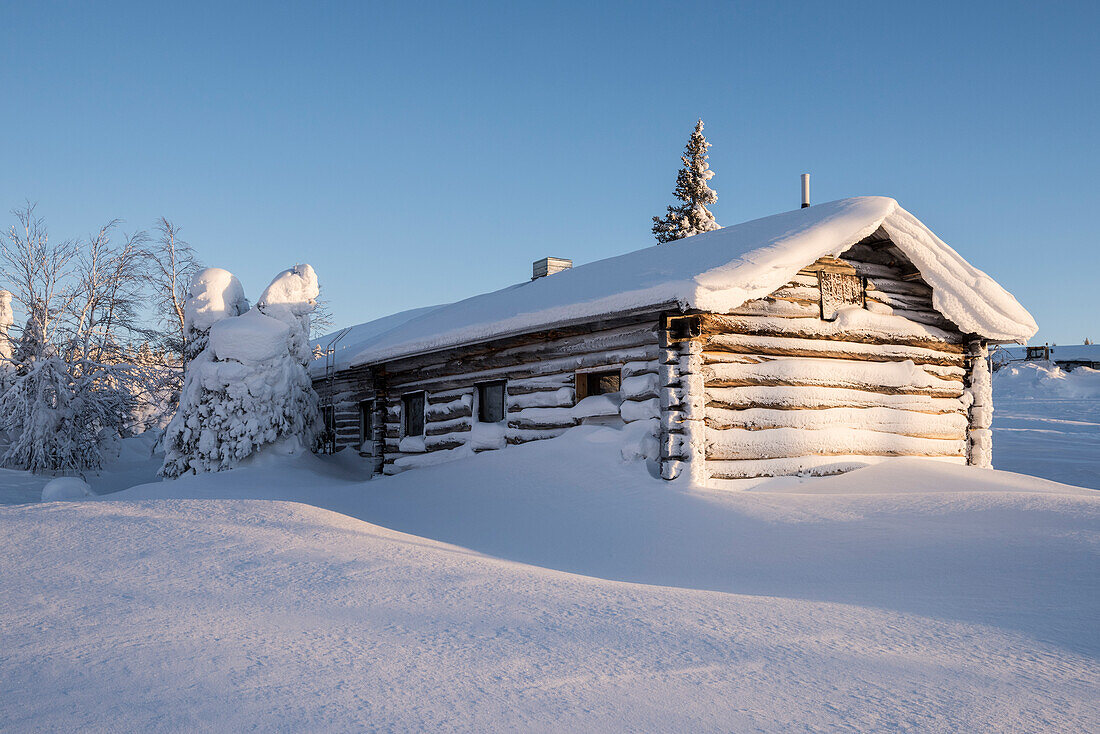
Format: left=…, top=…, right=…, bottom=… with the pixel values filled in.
left=160, top=268, right=249, bottom=476
left=652, top=119, right=720, bottom=243
left=160, top=264, right=321, bottom=477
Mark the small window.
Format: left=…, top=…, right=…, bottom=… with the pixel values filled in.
left=402, top=392, right=425, bottom=436
left=358, top=400, right=374, bottom=445
left=477, top=382, right=506, bottom=423
left=576, top=369, right=621, bottom=400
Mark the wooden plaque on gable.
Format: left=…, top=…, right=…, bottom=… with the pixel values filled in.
left=818, top=271, right=865, bottom=321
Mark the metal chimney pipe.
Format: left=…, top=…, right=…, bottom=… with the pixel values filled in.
left=801, top=173, right=810, bottom=208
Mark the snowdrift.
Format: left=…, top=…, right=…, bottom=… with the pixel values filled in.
left=995, top=361, right=1100, bottom=400
left=1, top=415, right=1097, bottom=730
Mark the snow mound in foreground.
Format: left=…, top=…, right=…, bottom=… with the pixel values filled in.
left=994, top=362, right=1100, bottom=399
left=5, top=421, right=1097, bottom=730
left=40, top=477, right=94, bottom=501
left=1, top=491, right=1095, bottom=731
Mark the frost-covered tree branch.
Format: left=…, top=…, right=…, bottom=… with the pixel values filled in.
left=146, top=218, right=202, bottom=362
left=0, top=205, right=208, bottom=472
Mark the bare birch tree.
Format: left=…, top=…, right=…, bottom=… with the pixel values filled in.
left=145, top=218, right=201, bottom=361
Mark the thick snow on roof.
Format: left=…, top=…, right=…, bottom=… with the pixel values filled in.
left=311, top=304, right=449, bottom=376
left=317, top=197, right=1036, bottom=371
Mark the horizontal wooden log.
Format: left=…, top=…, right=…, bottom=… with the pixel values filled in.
left=622, top=360, right=659, bottom=378
left=864, top=276, right=933, bottom=299
left=425, top=419, right=472, bottom=436
left=701, top=358, right=964, bottom=397
left=387, top=344, right=660, bottom=392
left=840, top=242, right=901, bottom=267
left=768, top=285, right=821, bottom=303
left=425, top=435, right=467, bottom=451
left=383, top=321, right=659, bottom=386
left=706, top=406, right=968, bottom=439
left=621, top=397, right=660, bottom=422
left=426, top=388, right=473, bottom=405
left=506, top=374, right=574, bottom=394
left=728, top=300, right=821, bottom=319
left=798, top=256, right=856, bottom=276
left=705, top=426, right=966, bottom=461
left=507, top=389, right=574, bottom=410
left=704, top=333, right=966, bottom=367
left=863, top=287, right=934, bottom=311
left=706, top=386, right=966, bottom=414
left=863, top=302, right=957, bottom=330
left=701, top=312, right=965, bottom=350
left=507, top=408, right=579, bottom=430
left=426, top=402, right=473, bottom=422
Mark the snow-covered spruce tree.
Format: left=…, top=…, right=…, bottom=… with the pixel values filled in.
left=160, top=268, right=250, bottom=477
left=160, top=264, right=321, bottom=477
left=652, top=119, right=720, bottom=243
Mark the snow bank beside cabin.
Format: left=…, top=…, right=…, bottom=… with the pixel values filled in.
left=320, top=197, right=1035, bottom=372
left=992, top=363, right=1100, bottom=490
left=995, top=361, right=1100, bottom=400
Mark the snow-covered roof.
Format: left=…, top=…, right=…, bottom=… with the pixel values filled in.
left=314, top=197, right=1037, bottom=372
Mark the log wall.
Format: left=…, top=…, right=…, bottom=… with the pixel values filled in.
left=314, top=364, right=385, bottom=473
left=364, top=315, right=664, bottom=474
left=696, top=238, right=984, bottom=481
left=316, top=237, right=994, bottom=483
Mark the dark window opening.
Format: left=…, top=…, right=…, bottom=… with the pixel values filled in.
left=402, top=392, right=425, bottom=436
left=320, top=405, right=336, bottom=454
left=358, top=400, right=374, bottom=445
left=477, top=382, right=506, bottom=423
left=577, top=370, right=621, bottom=400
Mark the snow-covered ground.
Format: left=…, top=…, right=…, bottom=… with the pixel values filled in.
left=992, top=363, right=1100, bottom=489
left=0, top=365, right=1097, bottom=730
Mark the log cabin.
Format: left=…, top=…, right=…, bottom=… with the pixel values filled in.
left=311, top=196, right=1036, bottom=486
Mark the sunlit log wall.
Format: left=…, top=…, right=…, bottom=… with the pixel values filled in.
left=316, top=236, right=993, bottom=483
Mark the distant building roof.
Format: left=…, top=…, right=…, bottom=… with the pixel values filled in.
left=1000, top=344, right=1100, bottom=362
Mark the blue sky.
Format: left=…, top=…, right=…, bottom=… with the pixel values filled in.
left=1, top=1, right=1096, bottom=345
